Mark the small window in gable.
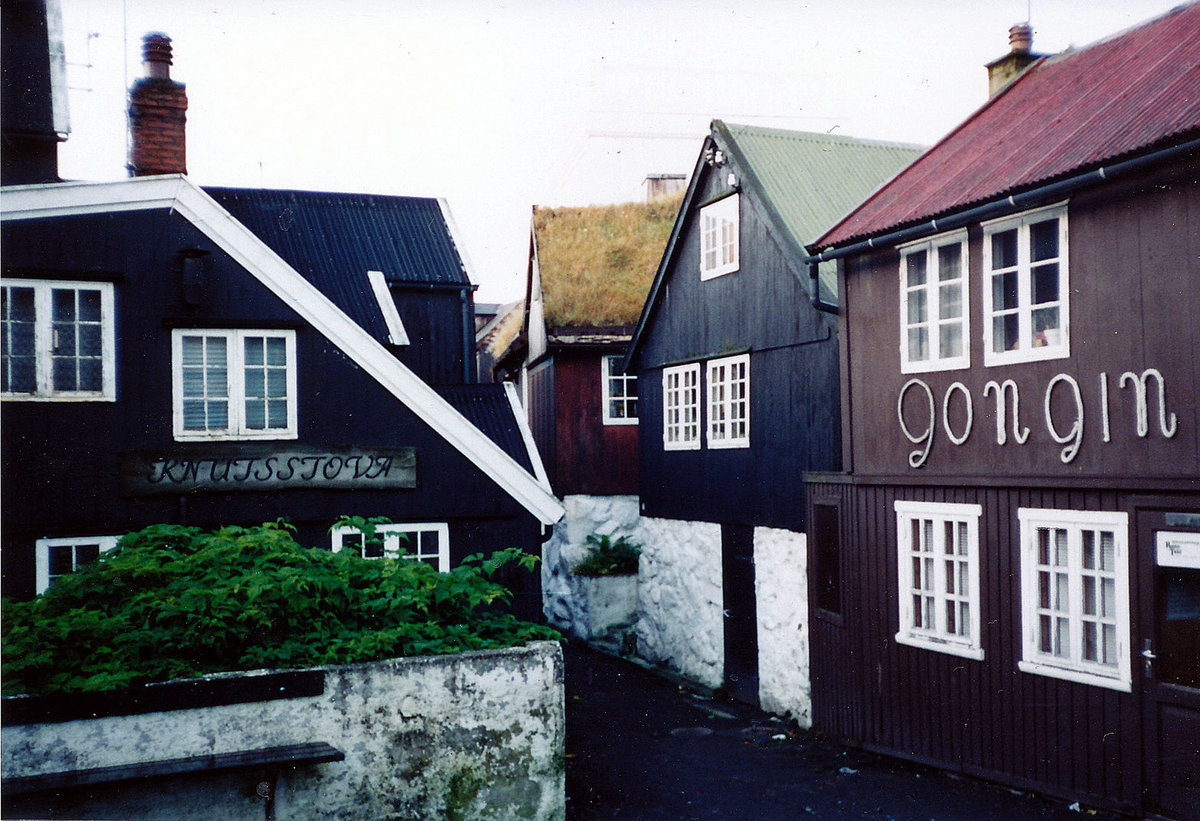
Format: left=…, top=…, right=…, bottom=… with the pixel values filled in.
left=602, top=354, right=637, bottom=425
left=983, top=204, right=1069, bottom=366
left=662, top=363, right=700, bottom=450
left=331, top=522, right=449, bottom=573
left=1, top=279, right=116, bottom=400
left=367, top=270, right=410, bottom=346
left=36, top=535, right=119, bottom=594
left=706, top=354, right=749, bottom=449
left=700, top=194, right=739, bottom=280
left=899, top=231, right=969, bottom=373
left=172, top=329, right=297, bottom=441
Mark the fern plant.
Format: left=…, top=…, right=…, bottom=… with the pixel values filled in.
left=571, top=534, right=641, bottom=577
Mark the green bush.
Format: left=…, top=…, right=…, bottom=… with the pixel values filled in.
left=2, top=520, right=560, bottom=696
left=571, top=534, right=641, bottom=577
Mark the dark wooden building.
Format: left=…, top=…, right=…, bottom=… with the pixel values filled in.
left=1, top=24, right=561, bottom=608
left=0, top=0, right=69, bottom=186
left=624, top=121, right=920, bottom=707
left=804, top=9, right=1200, bottom=817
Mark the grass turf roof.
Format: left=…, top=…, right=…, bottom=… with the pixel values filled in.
left=535, top=192, right=683, bottom=329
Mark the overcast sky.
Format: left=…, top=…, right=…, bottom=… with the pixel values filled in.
left=56, top=0, right=1183, bottom=301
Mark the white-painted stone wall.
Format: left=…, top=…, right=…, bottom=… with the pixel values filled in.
left=635, top=516, right=724, bottom=689
left=541, top=494, right=641, bottom=642
left=754, top=526, right=811, bottom=727
left=3, top=642, right=565, bottom=821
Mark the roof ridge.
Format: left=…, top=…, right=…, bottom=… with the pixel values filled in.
left=721, top=120, right=923, bottom=150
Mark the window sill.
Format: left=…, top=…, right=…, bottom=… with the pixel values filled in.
left=900, top=357, right=971, bottom=375
left=2, top=394, right=116, bottom=402
left=895, top=631, right=985, bottom=661
left=984, top=344, right=1070, bottom=368
left=173, top=431, right=299, bottom=443
left=602, top=418, right=639, bottom=427
left=708, top=440, right=750, bottom=450
left=1017, top=659, right=1131, bottom=692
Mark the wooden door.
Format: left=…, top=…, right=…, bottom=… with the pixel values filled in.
left=1138, top=507, right=1200, bottom=820
left=722, top=524, right=759, bottom=706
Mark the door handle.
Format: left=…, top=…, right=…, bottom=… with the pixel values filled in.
left=1142, top=639, right=1156, bottom=676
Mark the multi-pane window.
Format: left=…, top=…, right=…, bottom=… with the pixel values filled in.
left=700, top=194, right=739, bottom=280
left=706, top=354, right=749, bottom=449
left=662, top=363, right=700, bottom=450
left=602, top=354, right=637, bottom=425
left=899, top=231, right=969, bottom=372
left=983, top=204, right=1069, bottom=365
left=35, top=536, right=119, bottom=594
left=1, top=279, right=115, bottom=400
left=1018, top=508, right=1130, bottom=691
left=330, top=522, right=449, bottom=572
left=895, top=501, right=983, bottom=659
left=172, top=329, right=297, bottom=440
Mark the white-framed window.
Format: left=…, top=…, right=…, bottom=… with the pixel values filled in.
left=330, top=522, right=449, bottom=572
left=172, top=329, right=298, bottom=441
left=35, top=535, right=119, bottom=594
left=1017, top=508, right=1131, bottom=692
left=899, top=231, right=969, bottom=373
left=662, top=363, right=700, bottom=450
left=602, top=354, right=637, bottom=426
left=700, top=194, right=739, bottom=280
left=706, top=354, right=749, bottom=449
left=1, top=279, right=116, bottom=400
left=895, top=501, right=984, bottom=659
left=983, top=203, right=1069, bottom=366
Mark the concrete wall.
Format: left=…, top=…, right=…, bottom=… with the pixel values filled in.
left=3, top=642, right=565, bottom=821
left=636, top=516, right=724, bottom=689
left=542, top=494, right=641, bottom=643
left=754, top=526, right=811, bottom=726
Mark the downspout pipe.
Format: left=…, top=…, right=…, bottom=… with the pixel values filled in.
left=805, top=135, right=1200, bottom=271
left=809, top=262, right=840, bottom=315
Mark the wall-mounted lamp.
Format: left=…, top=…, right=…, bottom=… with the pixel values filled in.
left=727, top=171, right=738, bottom=188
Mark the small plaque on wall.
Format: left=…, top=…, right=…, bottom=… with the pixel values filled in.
left=120, top=446, right=416, bottom=495
left=1157, top=531, right=1200, bottom=569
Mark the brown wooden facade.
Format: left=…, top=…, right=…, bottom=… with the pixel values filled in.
left=807, top=150, right=1200, bottom=817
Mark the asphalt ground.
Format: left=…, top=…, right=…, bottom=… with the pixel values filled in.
left=563, top=642, right=1127, bottom=821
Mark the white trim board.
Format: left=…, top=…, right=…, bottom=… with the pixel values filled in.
left=2, top=176, right=564, bottom=525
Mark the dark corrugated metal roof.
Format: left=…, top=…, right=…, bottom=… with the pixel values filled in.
left=816, top=3, right=1200, bottom=248
left=437, top=385, right=535, bottom=474
left=205, top=187, right=470, bottom=342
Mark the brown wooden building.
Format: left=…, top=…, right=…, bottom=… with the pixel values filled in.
left=805, top=8, right=1200, bottom=818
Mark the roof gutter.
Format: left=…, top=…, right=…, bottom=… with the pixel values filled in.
left=803, top=135, right=1200, bottom=313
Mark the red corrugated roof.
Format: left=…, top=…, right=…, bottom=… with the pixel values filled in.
left=814, top=2, right=1200, bottom=249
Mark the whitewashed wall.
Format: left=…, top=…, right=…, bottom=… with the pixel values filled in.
left=541, top=494, right=641, bottom=640
left=3, top=642, right=565, bottom=821
left=635, top=516, right=724, bottom=689
left=754, top=526, right=811, bottom=726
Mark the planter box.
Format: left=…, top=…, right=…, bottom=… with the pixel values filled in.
left=2, top=641, right=565, bottom=821
left=575, top=573, right=638, bottom=651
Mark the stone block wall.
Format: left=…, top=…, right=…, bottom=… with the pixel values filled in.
left=3, top=642, right=565, bottom=821
left=754, top=526, right=811, bottom=726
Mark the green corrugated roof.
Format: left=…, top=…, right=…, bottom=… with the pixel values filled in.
left=720, top=121, right=924, bottom=254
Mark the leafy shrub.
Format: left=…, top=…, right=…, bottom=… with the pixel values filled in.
left=571, top=534, right=641, bottom=577
left=2, top=521, right=560, bottom=696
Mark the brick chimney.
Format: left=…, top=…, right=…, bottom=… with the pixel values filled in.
left=128, top=33, right=187, bottom=176
left=985, top=23, right=1042, bottom=98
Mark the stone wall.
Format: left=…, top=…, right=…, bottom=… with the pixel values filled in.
left=3, top=642, right=565, bottom=821
left=635, top=516, right=724, bottom=689
left=541, top=494, right=641, bottom=643
left=753, top=526, right=811, bottom=726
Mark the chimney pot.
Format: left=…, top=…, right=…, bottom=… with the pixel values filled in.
left=142, top=33, right=173, bottom=80
left=1008, top=23, right=1033, bottom=54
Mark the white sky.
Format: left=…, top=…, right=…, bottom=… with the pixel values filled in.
left=56, top=0, right=1183, bottom=302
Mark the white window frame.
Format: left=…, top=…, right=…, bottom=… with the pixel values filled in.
left=330, top=522, right=450, bottom=572
left=894, top=501, right=984, bottom=660
left=601, top=354, right=637, bottom=426
left=899, top=230, right=969, bottom=373
left=982, top=203, right=1070, bottom=366
left=366, top=270, right=410, bottom=346
left=35, top=535, right=119, bottom=594
left=662, top=363, right=700, bottom=450
left=1, top=278, right=116, bottom=401
left=706, top=353, right=750, bottom=449
left=699, top=194, right=740, bottom=280
left=172, top=328, right=298, bottom=442
left=1017, top=508, right=1131, bottom=692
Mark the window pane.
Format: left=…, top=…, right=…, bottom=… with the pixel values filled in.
left=938, top=283, right=961, bottom=319
left=182, top=399, right=207, bottom=429
left=76, top=543, right=101, bottom=566
left=1100, top=531, right=1115, bottom=571
left=207, top=400, right=228, bottom=429
left=244, top=368, right=265, bottom=398
left=1030, top=219, right=1058, bottom=261
left=79, top=289, right=103, bottom=322
left=939, top=323, right=962, bottom=359
left=1032, top=263, right=1059, bottom=304
left=992, top=271, right=1018, bottom=310
left=1032, top=307, right=1060, bottom=344
left=7, top=286, right=36, bottom=322
left=907, top=289, right=927, bottom=323
left=908, top=328, right=928, bottom=361
left=3, top=287, right=37, bottom=393
left=79, top=323, right=102, bottom=357
left=267, top=399, right=288, bottom=428
left=906, top=250, right=927, bottom=287
left=53, top=322, right=76, bottom=355
left=267, top=369, right=287, bottom=398
left=266, top=337, right=287, bottom=366
left=78, top=358, right=103, bottom=391
left=51, top=289, right=76, bottom=322
left=182, top=336, right=204, bottom=365
left=48, top=545, right=75, bottom=576
left=244, top=337, right=264, bottom=366
left=937, top=244, right=961, bottom=281
left=991, top=229, right=1018, bottom=269
left=52, top=357, right=77, bottom=391
left=245, top=398, right=266, bottom=429
left=993, top=314, right=1019, bottom=353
